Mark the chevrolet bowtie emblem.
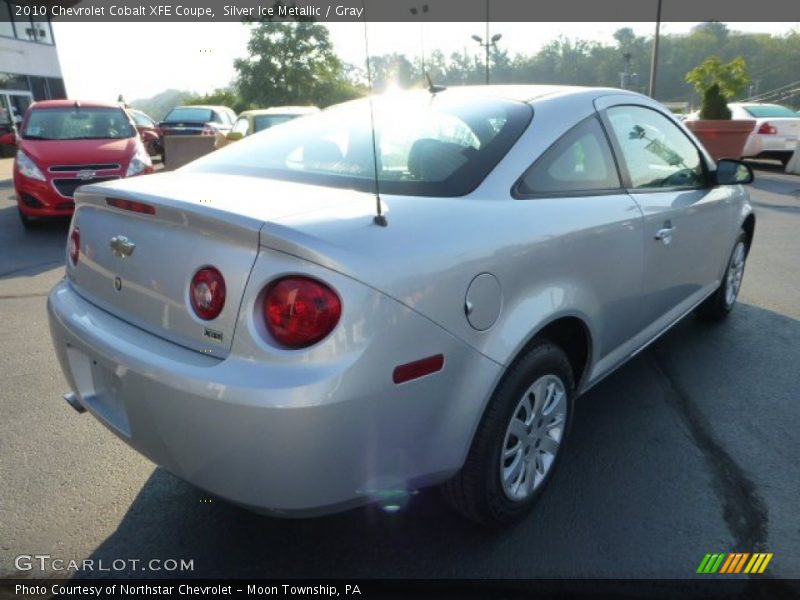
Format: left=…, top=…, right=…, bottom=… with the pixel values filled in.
left=109, top=235, right=135, bottom=258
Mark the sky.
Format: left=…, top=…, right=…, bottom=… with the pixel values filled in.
left=51, top=21, right=799, bottom=102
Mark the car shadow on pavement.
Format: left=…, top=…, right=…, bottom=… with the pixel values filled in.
left=72, top=303, right=800, bottom=580
left=0, top=203, right=69, bottom=279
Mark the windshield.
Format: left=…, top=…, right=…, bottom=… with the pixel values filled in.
left=743, top=105, right=799, bottom=118
left=254, top=114, right=297, bottom=132
left=185, top=93, right=532, bottom=197
left=22, top=107, right=136, bottom=140
left=164, top=107, right=214, bottom=123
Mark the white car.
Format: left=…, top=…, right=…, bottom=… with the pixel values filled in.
left=686, top=103, right=800, bottom=165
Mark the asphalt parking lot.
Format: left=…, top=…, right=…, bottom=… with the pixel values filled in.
left=0, top=158, right=798, bottom=580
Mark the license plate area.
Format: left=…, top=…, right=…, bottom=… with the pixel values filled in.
left=66, top=345, right=131, bottom=437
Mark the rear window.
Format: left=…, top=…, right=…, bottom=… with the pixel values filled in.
left=22, top=107, right=135, bottom=140
left=185, top=94, right=532, bottom=197
left=254, top=114, right=297, bottom=132
left=742, top=105, right=799, bottom=118
left=163, top=107, right=214, bottom=123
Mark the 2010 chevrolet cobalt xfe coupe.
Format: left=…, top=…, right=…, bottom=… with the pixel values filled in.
left=48, top=86, right=755, bottom=524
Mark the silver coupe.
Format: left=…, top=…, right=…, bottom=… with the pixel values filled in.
left=48, top=86, right=755, bottom=524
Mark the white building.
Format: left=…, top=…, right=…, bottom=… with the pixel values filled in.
left=1, top=0, right=68, bottom=139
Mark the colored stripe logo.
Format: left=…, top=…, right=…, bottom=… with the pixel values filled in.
left=697, top=552, right=773, bottom=574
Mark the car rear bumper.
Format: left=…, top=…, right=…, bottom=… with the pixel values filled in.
left=48, top=279, right=502, bottom=516
left=743, top=134, right=799, bottom=159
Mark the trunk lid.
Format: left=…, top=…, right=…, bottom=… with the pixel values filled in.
left=68, top=172, right=377, bottom=357
left=768, top=117, right=800, bottom=140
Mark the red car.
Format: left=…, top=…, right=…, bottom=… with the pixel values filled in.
left=0, top=100, right=154, bottom=228
left=126, top=107, right=163, bottom=157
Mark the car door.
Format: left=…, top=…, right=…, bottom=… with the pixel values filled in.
left=599, top=101, right=738, bottom=337
left=514, top=114, right=646, bottom=379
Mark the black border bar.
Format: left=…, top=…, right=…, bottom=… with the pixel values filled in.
left=13, top=0, right=800, bottom=22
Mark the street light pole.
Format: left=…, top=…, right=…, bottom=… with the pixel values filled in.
left=471, top=31, right=502, bottom=85
left=409, top=4, right=429, bottom=85
left=648, top=0, right=662, bottom=98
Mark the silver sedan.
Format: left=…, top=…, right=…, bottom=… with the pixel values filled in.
left=48, top=86, right=755, bottom=524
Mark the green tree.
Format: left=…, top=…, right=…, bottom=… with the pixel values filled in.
left=234, top=20, right=361, bottom=108
left=686, top=55, right=751, bottom=115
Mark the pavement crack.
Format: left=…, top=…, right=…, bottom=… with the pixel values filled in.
left=649, top=348, right=768, bottom=553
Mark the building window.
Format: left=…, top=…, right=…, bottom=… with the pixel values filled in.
left=46, top=77, right=66, bottom=99
left=0, top=2, right=16, bottom=38
left=4, top=2, right=55, bottom=44
left=30, top=15, right=53, bottom=44
left=0, top=72, right=31, bottom=91
left=29, top=76, right=48, bottom=100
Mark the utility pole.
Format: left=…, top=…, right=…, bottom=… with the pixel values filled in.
left=648, top=0, right=662, bottom=98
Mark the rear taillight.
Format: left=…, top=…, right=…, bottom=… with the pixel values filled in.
left=190, top=267, right=226, bottom=320
left=757, top=122, right=777, bottom=135
left=264, top=277, right=341, bottom=349
left=68, top=227, right=80, bottom=266
left=201, top=125, right=215, bottom=136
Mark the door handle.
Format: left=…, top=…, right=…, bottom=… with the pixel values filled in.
left=654, top=225, right=675, bottom=244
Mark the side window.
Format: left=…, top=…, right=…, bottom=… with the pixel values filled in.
left=517, top=116, right=620, bottom=195
left=607, top=105, right=705, bottom=189
left=210, top=111, right=223, bottom=124
left=232, top=117, right=249, bottom=136
left=131, top=113, right=153, bottom=128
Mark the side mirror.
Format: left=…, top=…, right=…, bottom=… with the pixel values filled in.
left=0, top=132, right=18, bottom=146
left=715, top=159, right=753, bottom=185
left=140, top=130, right=159, bottom=142
left=226, top=131, right=244, bottom=142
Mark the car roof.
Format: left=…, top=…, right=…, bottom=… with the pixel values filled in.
left=361, top=85, right=641, bottom=105
left=173, top=105, right=232, bottom=111
left=730, top=102, right=783, bottom=108
left=31, top=100, right=124, bottom=109
left=241, top=107, right=319, bottom=117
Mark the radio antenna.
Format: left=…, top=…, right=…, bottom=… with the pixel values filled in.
left=361, top=2, right=387, bottom=227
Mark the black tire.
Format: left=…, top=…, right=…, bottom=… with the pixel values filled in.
left=696, top=230, right=749, bottom=321
left=18, top=208, right=38, bottom=230
left=441, top=341, right=575, bottom=525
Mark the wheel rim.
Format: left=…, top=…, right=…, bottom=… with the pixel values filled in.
left=500, top=374, right=567, bottom=502
left=724, top=241, right=746, bottom=307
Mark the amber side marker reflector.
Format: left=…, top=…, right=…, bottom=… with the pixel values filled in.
left=393, top=354, right=445, bottom=384
left=106, top=197, right=156, bottom=215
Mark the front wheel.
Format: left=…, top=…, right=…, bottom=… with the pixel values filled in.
left=696, top=230, right=748, bottom=320
left=441, top=341, right=574, bottom=525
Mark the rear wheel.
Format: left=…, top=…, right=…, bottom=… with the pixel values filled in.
left=441, top=341, right=574, bottom=525
left=696, top=230, right=748, bottom=320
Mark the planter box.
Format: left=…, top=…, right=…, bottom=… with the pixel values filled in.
left=684, top=119, right=754, bottom=162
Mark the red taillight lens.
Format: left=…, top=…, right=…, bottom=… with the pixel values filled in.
left=757, top=122, right=777, bottom=135
left=201, top=125, right=215, bottom=136
left=264, top=277, right=341, bottom=349
left=106, top=197, right=156, bottom=215
left=189, top=267, right=226, bottom=320
left=68, top=227, right=80, bottom=266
